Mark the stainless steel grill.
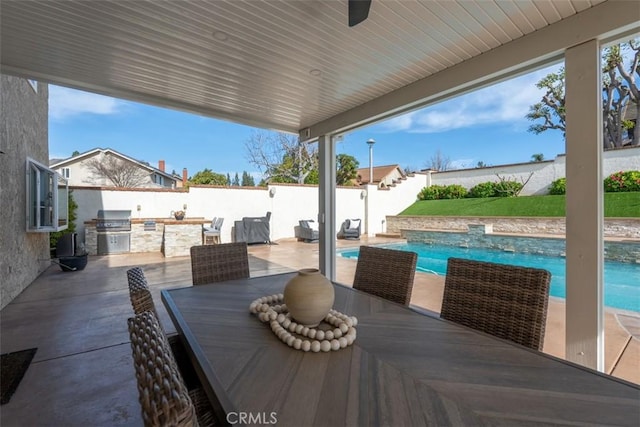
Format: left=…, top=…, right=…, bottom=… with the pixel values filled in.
left=96, top=210, right=131, bottom=254
left=96, top=219, right=131, bottom=232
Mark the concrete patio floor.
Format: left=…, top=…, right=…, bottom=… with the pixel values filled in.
left=1, top=237, right=638, bottom=426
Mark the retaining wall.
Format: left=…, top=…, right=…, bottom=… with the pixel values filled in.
left=387, top=215, right=640, bottom=239
left=401, top=225, right=640, bottom=263
left=429, top=146, right=640, bottom=195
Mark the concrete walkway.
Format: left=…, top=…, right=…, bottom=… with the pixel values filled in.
left=1, top=237, right=637, bottom=426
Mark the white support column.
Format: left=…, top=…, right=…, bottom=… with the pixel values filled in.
left=565, top=39, right=604, bottom=371
left=318, top=135, right=337, bottom=281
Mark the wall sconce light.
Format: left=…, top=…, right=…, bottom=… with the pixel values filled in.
left=269, top=187, right=277, bottom=198
left=360, top=190, right=367, bottom=199
left=136, top=205, right=141, bottom=211
left=183, top=204, right=188, bottom=210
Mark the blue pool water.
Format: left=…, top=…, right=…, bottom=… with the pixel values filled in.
left=339, top=243, right=640, bottom=312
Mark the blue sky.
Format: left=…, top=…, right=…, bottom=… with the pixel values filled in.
left=49, top=63, right=565, bottom=179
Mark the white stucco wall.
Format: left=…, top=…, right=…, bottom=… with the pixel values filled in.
left=430, top=146, right=640, bottom=195
left=366, top=173, right=429, bottom=236
left=73, top=184, right=371, bottom=244
left=70, top=147, right=638, bottom=248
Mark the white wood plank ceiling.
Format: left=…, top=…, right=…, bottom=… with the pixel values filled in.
left=0, top=0, right=620, bottom=135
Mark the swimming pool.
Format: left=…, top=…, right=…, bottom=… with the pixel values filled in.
left=339, top=242, right=640, bottom=312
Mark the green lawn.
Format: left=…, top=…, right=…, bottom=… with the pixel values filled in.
left=400, top=192, right=640, bottom=217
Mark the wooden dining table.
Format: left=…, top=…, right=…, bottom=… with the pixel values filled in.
left=162, top=272, right=639, bottom=426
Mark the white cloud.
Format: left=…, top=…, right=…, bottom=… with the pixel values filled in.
left=49, top=85, right=124, bottom=120
left=380, top=112, right=418, bottom=132
left=377, top=65, right=562, bottom=134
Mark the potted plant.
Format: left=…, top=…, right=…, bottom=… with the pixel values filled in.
left=50, top=190, right=78, bottom=258
left=58, top=245, right=88, bottom=272
left=173, top=210, right=185, bottom=220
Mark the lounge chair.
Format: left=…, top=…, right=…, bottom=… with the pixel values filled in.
left=337, top=219, right=361, bottom=239
left=294, top=219, right=319, bottom=242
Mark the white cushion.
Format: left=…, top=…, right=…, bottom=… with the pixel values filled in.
left=309, top=221, right=319, bottom=232
left=348, top=219, right=360, bottom=230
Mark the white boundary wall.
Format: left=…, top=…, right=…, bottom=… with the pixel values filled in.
left=71, top=146, right=638, bottom=246
left=430, top=146, right=640, bottom=195
left=72, top=173, right=429, bottom=244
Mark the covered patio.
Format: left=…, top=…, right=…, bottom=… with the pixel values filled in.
left=1, top=238, right=638, bottom=425
left=2, top=1, right=639, bottom=421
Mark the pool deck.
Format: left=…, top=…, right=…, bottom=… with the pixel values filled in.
left=256, top=236, right=639, bottom=384
left=0, top=236, right=637, bottom=425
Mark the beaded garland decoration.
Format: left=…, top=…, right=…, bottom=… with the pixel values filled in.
left=249, top=293, right=358, bottom=352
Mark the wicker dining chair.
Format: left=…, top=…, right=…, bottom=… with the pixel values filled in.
left=127, top=267, right=155, bottom=314
left=441, top=257, right=552, bottom=351
left=126, top=267, right=200, bottom=389
left=353, top=246, right=418, bottom=305
left=128, top=311, right=216, bottom=427
left=190, top=242, right=250, bottom=285
left=127, top=266, right=149, bottom=291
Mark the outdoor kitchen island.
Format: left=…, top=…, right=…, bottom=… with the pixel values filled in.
left=84, top=217, right=209, bottom=257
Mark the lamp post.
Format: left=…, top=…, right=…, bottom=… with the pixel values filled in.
left=366, top=138, right=375, bottom=184
left=365, top=138, right=375, bottom=237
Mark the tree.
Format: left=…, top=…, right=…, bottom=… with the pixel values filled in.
left=336, top=154, right=359, bottom=185
left=426, top=149, right=451, bottom=171
left=245, top=131, right=361, bottom=185
left=189, top=168, right=227, bottom=185
left=403, top=166, right=415, bottom=174
left=526, top=40, right=639, bottom=149
left=476, top=161, right=487, bottom=168
left=245, top=131, right=318, bottom=184
left=241, top=171, right=255, bottom=186
left=232, top=172, right=240, bottom=186
left=85, top=154, right=149, bottom=187
left=226, top=173, right=231, bottom=185
left=603, top=43, right=639, bottom=147
left=531, top=153, right=545, bottom=162
left=301, top=154, right=358, bottom=185
left=71, top=150, right=80, bottom=156
left=50, top=190, right=77, bottom=249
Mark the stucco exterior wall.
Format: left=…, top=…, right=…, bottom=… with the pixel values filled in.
left=0, top=75, right=50, bottom=309
left=430, top=147, right=640, bottom=195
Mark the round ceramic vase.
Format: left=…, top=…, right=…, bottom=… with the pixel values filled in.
left=284, top=268, right=334, bottom=327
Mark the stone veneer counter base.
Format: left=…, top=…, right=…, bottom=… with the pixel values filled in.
left=84, top=218, right=208, bottom=257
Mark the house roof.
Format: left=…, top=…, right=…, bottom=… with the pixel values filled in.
left=356, top=164, right=403, bottom=185
left=2, top=1, right=635, bottom=140
left=50, top=148, right=177, bottom=181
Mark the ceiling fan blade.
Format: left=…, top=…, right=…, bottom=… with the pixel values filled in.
left=348, top=0, right=371, bottom=27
